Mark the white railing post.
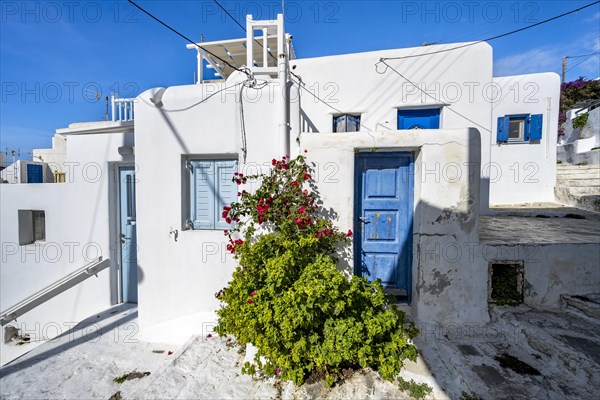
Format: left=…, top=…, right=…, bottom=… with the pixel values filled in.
left=111, top=94, right=116, bottom=122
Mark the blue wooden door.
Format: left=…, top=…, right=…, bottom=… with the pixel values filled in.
left=398, top=108, right=440, bottom=129
left=119, top=167, right=138, bottom=303
left=27, top=164, right=43, bottom=183
left=355, top=152, right=413, bottom=301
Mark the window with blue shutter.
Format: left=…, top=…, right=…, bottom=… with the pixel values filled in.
left=496, top=116, right=509, bottom=143
left=214, top=161, right=238, bottom=229
left=527, top=114, right=543, bottom=141
left=189, top=159, right=238, bottom=230
left=497, top=114, right=543, bottom=143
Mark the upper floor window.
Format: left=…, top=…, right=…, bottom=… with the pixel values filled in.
left=397, top=108, right=440, bottom=129
left=187, top=159, right=238, bottom=230
left=18, top=210, right=45, bottom=245
left=497, top=114, right=543, bottom=143
left=333, top=114, right=361, bottom=132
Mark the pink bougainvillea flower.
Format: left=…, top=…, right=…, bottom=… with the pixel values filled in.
left=297, top=206, right=305, bottom=214
left=275, top=368, right=281, bottom=375
left=251, top=291, right=257, bottom=296
left=247, top=298, right=253, bottom=304
left=347, top=230, right=353, bottom=237
left=303, top=173, right=311, bottom=180
left=225, top=218, right=232, bottom=224
left=222, top=211, right=229, bottom=218
left=207, top=333, right=212, bottom=338
left=291, top=180, right=298, bottom=186
left=304, top=149, right=308, bottom=153
left=272, top=159, right=277, bottom=166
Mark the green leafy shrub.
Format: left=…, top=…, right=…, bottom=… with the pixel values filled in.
left=397, top=377, right=433, bottom=399
left=215, top=153, right=418, bottom=385
left=572, top=112, right=589, bottom=130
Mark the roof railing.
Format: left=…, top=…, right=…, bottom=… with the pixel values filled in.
left=111, top=95, right=136, bottom=122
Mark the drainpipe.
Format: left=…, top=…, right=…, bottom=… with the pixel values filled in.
left=277, top=14, right=289, bottom=156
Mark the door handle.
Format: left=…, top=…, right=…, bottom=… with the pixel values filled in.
left=120, top=233, right=126, bottom=244
left=358, top=217, right=370, bottom=225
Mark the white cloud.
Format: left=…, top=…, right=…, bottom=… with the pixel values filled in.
left=494, top=48, right=559, bottom=77
left=584, top=11, right=600, bottom=23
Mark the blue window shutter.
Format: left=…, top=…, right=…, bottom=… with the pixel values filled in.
left=214, top=160, right=238, bottom=230
left=527, top=114, right=543, bottom=141
left=190, top=161, right=215, bottom=229
left=496, top=116, right=509, bottom=143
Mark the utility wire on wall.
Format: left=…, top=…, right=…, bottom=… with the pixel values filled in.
left=376, top=60, right=491, bottom=133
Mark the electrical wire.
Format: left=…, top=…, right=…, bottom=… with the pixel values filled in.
left=566, top=53, right=599, bottom=73
left=381, top=1, right=600, bottom=61
left=377, top=60, right=491, bottom=133
left=238, top=79, right=271, bottom=162
left=567, top=52, right=600, bottom=58
left=127, top=0, right=250, bottom=77
left=239, top=83, right=248, bottom=162
left=290, top=77, right=374, bottom=133
left=161, top=80, right=246, bottom=112
left=211, top=0, right=304, bottom=82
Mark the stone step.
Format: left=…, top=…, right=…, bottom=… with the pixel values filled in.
left=500, top=309, right=600, bottom=389
left=557, top=164, right=600, bottom=171
left=555, top=179, right=600, bottom=187
left=555, top=187, right=600, bottom=212
left=556, top=171, right=600, bottom=181
left=555, top=186, right=600, bottom=196
left=563, top=293, right=600, bottom=321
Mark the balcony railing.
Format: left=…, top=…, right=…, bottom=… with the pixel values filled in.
left=111, top=95, right=135, bottom=122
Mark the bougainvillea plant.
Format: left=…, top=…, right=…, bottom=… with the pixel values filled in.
left=214, top=152, right=419, bottom=386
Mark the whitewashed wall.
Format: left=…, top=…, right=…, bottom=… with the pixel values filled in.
left=134, top=75, right=286, bottom=342
left=0, top=131, right=133, bottom=365
left=292, top=42, right=494, bottom=213
left=301, top=128, right=487, bottom=324
left=490, top=73, right=560, bottom=205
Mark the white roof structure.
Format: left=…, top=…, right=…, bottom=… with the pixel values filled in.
left=186, top=35, right=295, bottom=81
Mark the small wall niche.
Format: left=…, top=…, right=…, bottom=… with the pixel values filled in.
left=488, top=261, right=524, bottom=306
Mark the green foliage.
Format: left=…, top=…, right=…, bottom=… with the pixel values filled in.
left=459, top=391, right=481, bottom=400
left=490, top=265, right=522, bottom=306
left=572, top=112, right=589, bottom=130
left=215, top=153, right=419, bottom=386
left=559, top=78, right=600, bottom=133
left=397, top=377, right=433, bottom=399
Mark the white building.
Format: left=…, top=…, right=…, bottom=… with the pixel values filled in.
left=3, top=15, right=591, bottom=366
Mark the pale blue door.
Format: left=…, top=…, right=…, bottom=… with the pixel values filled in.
left=119, top=167, right=137, bottom=303
left=355, top=153, right=414, bottom=302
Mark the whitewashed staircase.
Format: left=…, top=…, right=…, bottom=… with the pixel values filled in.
left=555, top=164, right=600, bottom=212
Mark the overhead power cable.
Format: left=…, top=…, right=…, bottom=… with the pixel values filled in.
left=566, top=53, right=599, bottom=73
left=377, top=60, right=491, bottom=133
left=127, top=0, right=250, bottom=77
left=381, top=1, right=600, bottom=61
left=567, top=52, right=600, bottom=58
left=211, top=0, right=304, bottom=82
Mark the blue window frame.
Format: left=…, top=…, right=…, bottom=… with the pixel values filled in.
left=497, top=114, right=543, bottom=143
left=333, top=114, right=361, bottom=132
left=188, top=159, right=238, bottom=230
left=397, top=108, right=440, bottom=129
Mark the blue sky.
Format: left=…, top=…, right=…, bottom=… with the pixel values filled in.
left=1, top=0, right=599, bottom=159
